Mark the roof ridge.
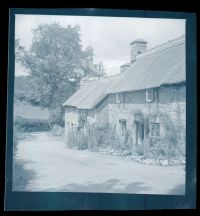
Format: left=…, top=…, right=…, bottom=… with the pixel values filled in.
left=82, top=74, right=120, bottom=86
left=136, top=35, right=185, bottom=60
left=103, top=74, right=120, bottom=79
left=150, top=35, right=185, bottom=51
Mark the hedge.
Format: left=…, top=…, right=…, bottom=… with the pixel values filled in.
left=14, top=116, right=51, bottom=132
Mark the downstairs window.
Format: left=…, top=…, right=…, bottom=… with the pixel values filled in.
left=150, top=122, right=160, bottom=137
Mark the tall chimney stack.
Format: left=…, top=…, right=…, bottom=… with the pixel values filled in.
left=130, top=39, right=147, bottom=62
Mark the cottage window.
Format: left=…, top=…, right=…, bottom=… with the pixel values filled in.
left=150, top=122, right=160, bottom=137
left=146, top=88, right=157, bottom=102
left=116, top=92, right=123, bottom=103
left=71, top=123, right=78, bottom=132
left=73, top=124, right=78, bottom=131
left=119, top=119, right=127, bottom=134
left=84, top=110, right=88, bottom=115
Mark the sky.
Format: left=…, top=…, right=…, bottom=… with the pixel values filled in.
left=15, top=14, right=186, bottom=76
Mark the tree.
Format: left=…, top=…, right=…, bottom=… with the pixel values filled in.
left=16, top=22, right=105, bottom=126
left=93, top=61, right=106, bottom=79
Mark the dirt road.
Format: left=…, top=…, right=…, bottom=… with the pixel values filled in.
left=13, top=132, right=185, bottom=194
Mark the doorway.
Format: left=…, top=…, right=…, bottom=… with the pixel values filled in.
left=135, top=121, right=144, bottom=146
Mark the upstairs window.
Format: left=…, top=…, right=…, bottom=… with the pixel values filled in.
left=116, top=92, right=123, bottom=103
left=79, top=109, right=88, bottom=115
left=66, top=107, right=72, bottom=112
left=146, top=88, right=157, bottom=102
left=150, top=122, right=160, bottom=137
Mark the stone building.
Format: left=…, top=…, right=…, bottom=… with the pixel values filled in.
left=63, top=35, right=186, bottom=154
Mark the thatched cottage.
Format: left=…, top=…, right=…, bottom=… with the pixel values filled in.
left=63, top=35, right=185, bottom=154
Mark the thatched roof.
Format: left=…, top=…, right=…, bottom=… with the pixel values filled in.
left=63, top=35, right=185, bottom=109
left=107, top=35, right=185, bottom=93
left=62, top=75, right=119, bottom=109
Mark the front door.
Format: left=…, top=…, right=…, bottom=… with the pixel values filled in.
left=135, top=121, right=144, bottom=146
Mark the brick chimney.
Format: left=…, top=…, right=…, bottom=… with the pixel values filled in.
left=130, top=39, right=147, bottom=62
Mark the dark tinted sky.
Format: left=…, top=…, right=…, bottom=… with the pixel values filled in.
left=15, top=15, right=185, bottom=76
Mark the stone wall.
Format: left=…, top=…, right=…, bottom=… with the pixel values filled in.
left=86, top=110, right=96, bottom=125
left=108, top=84, right=186, bottom=152
left=95, top=96, right=110, bottom=126
left=64, top=107, right=79, bottom=136
left=64, top=107, right=96, bottom=135
left=108, top=84, right=185, bottom=123
left=64, top=83, right=186, bottom=155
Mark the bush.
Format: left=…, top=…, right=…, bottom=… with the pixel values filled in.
left=162, top=116, right=183, bottom=159
left=144, top=138, right=168, bottom=159
left=122, top=130, right=133, bottom=151
left=66, top=123, right=135, bottom=153
left=144, top=126, right=183, bottom=160
left=67, top=129, right=89, bottom=150
left=49, top=107, right=65, bottom=127
left=66, top=116, right=185, bottom=162
left=14, top=116, right=50, bottom=132
left=136, top=144, right=144, bottom=155
left=142, top=111, right=185, bottom=160
left=86, top=126, right=99, bottom=150
left=107, top=125, right=121, bottom=150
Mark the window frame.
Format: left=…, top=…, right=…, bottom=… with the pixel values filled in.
left=150, top=122, right=160, bottom=137
left=146, top=88, right=156, bottom=102
left=116, top=92, right=123, bottom=103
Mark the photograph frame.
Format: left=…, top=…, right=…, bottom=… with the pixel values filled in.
left=4, top=8, right=197, bottom=210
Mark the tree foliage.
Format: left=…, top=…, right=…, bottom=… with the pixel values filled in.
left=16, top=22, right=105, bottom=125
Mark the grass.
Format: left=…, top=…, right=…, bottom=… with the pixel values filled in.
left=14, top=102, right=49, bottom=120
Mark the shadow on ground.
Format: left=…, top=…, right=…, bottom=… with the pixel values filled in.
left=12, top=159, right=36, bottom=191
left=168, top=184, right=185, bottom=195
left=52, top=179, right=151, bottom=194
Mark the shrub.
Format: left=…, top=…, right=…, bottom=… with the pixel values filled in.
left=66, top=122, right=135, bottom=154
left=162, top=116, right=183, bottom=159
left=86, top=126, right=99, bottom=150
left=14, top=116, right=50, bottom=132
left=136, top=144, right=144, bottom=155
left=67, top=129, right=89, bottom=150
left=49, top=107, right=65, bottom=127
left=107, top=125, right=121, bottom=150
left=145, top=138, right=168, bottom=159
left=122, top=130, right=133, bottom=151
left=143, top=111, right=185, bottom=160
